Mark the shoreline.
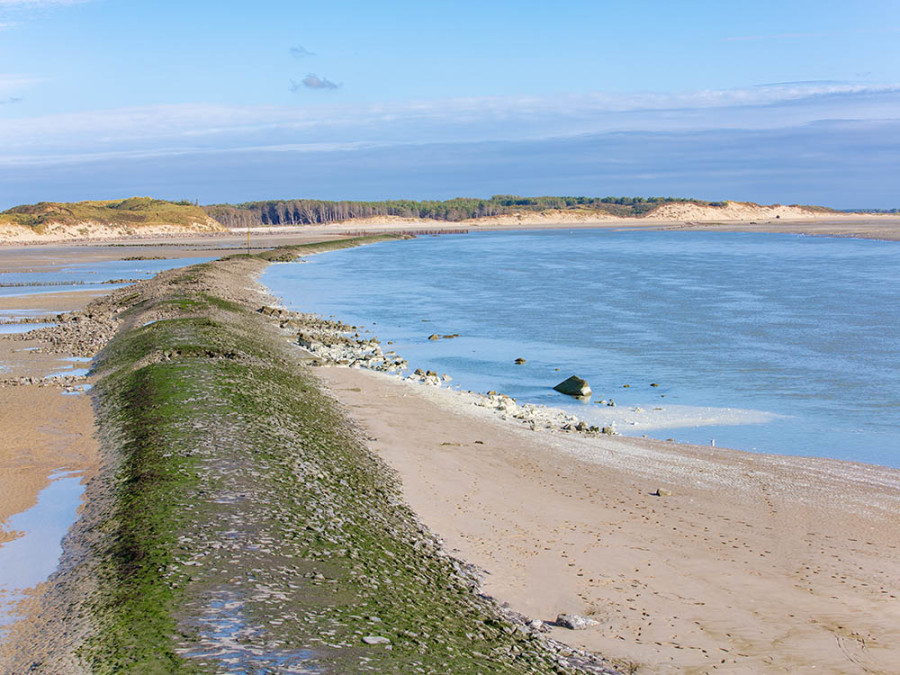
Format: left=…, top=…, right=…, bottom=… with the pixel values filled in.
left=2, top=233, right=899, bottom=672
left=2, top=237, right=617, bottom=673
left=256, top=245, right=900, bottom=671
left=312, top=364, right=900, bottom=672
left=3, top=211, right=900, bottom=246
left=236, top=214, right=900, bottom=243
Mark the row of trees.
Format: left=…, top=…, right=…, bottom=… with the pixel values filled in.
left=204, top=196, right=723, bottom=228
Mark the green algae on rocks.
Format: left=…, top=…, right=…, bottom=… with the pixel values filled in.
left=13, top=237, right=616, bottom=673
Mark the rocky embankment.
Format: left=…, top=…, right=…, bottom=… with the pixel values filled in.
left=262, top=305, right=617, bottom=438
left=5, top=239, right=618, bottom=674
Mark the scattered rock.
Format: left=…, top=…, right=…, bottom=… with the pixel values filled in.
left=362, top=636, right=392, bottom=645
left=555, top=614, right=598, bottom=630
left=651, top=488, right=673, bottom=497
left=514, top=358, right=526, bottom=365
left=650, top=382, right=660, bottom=387
left=553, top=375, right=592, bottom=397
left=428, top=334, right=441, bottom=340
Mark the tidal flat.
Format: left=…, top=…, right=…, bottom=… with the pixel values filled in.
left=1, top=238, right=613, bottom=673
left=1, top=229, right=898, bottom=674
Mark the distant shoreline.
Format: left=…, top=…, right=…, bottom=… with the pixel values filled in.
left=4, top=197, right=900, bottom=244
left=230, top=213, right=900, bottom=243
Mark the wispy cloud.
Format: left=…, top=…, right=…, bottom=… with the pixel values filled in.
left=4, top=119, right=898, bottom=210
left=291, top=73, right=340, bottom=91
left=0, top=96, right=22, bottom=104
left=1, top=83, right=897, bottom=168
left=289, top=45, right=315, bottom=58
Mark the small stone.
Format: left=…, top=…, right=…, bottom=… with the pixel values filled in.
left=650, top=382, right=659, bottom=387
left=428, top=334, right=441, bottom=340
left=651, top=488, right=673, bottom=497
left=362, top=636, right=391, bottom=645
left=555, top=614, right=598, bottom=630
left=514, top=358, right=526, bottom=364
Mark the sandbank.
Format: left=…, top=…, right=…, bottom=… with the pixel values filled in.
left=316, top=366, right=900, bottom=673
left=232, top=212, right=900, bottom=243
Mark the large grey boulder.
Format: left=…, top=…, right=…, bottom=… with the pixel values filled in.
left=553, top=375, right=592, bottom=397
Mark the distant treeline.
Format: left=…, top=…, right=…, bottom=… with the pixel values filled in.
left=203, top=195, right=726, bottom=228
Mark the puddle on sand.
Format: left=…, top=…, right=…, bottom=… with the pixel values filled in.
left=178, top=589, right=318, bottom=673
left=0, top=310, right=61, bottom=322
left=61, top=384, right=93, bottom=397
left=0, top=470, right=85, bottom=639
left=44, top=367, right=91, bottom=379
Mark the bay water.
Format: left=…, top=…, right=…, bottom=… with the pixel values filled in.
left=262, top=230, right=900, bottom=468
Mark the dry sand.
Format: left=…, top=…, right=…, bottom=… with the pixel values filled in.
left=316, top=367, right=900, bottom=674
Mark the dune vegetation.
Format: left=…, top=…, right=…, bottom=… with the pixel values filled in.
left=0, top=197, right=214, bottom=233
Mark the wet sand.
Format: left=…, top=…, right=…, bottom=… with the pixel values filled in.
left=317, top=367, right=900, bottom=673
left=233, top=215, right=900, bottom=242
left=3, top=227, right=900, bottom=671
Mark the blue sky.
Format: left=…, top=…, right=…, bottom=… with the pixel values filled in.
left=1, top=0, right=898, bottom=209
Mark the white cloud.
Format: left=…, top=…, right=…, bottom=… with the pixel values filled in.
left=0, top=83, right=897, bottom=167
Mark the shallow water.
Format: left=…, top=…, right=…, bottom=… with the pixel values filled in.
left=0, top=471, right=85, bottom=636
left=0, top=323, right=56, bottom=335
left=0, top=257, right=214, bottom=299
left=263, top=230, right=900, bottom=468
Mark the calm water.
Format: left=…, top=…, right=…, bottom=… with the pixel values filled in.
left=262, top=230, right=900, bottom=468
left=0, top=257, right=214, bottom=298
left=0, top=471, right=84, bottom=636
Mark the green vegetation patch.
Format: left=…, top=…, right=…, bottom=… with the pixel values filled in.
left=205, top=194, right=725, bottom=228
left=78, top=238, right=603, bottom=673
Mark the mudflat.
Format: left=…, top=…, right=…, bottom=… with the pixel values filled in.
left=317, top=366, right=900, bottom=673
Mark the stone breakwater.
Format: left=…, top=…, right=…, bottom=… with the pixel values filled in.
left=13, top=307, right=120, bottom=356
left=259, top=305, right=617, bottom=438
left=1, top=374, right=89, bottom=393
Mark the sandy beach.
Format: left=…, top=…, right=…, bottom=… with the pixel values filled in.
left=1, top=226, right=899, bottom=672
left=316, top=366, right=900, bottom=673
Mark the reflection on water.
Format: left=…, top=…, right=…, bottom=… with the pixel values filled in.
left=0, top=471, right=85, bottom=637
left=178, top=589, right=318, bottom=673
